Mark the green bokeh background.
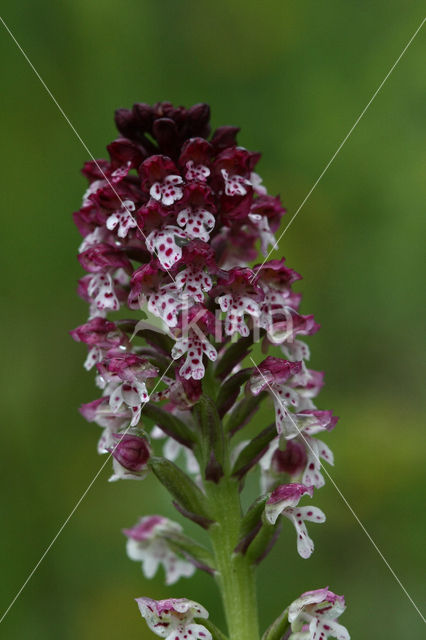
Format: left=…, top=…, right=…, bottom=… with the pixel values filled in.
left=1, top=2, right=425, bottom=638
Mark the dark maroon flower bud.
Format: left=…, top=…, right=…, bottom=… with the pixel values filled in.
left=78, top=243, right=133, bottom=274
left=70, top=317, right=118, bottom=346
left=109, top=433, right=150, bottom=474
left=211, top=125, right=240, bottom=150
left=152, top=118, right=179, bottom=157
left=187, top=102, right=211, bottom=138
left=114, top=107, right=140, bottom=139
left=132, top=103, right=155, bottom=131
left=107, top=138, right=147, bottom=169
left=254, top=258, right=301, bottom=289
left=81, top=159, right=110, bottom=182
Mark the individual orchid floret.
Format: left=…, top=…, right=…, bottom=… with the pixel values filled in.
left=77, top=272, right=128, bottom=320
left=272, top=439, right=308, bottom=477
left=259, top=438, right=308, bottom=492
left=124, top=515, right=196, bottom=585
left=87, top=272, right=120, bottom=314
left=146, top=225, right=188, bottom=270
left=140, top=155, right=184, bottom=206
left=269, top=309, right=320, bottom=346
left=174, top=241, right=215, bottom=303
left=176, top=183, right=216, bottom=242
left=249, top=356, right=302, bottom=414
left=265, top=483, right=325, bottom=558
left=78, top=242, right=133, bottom=274
left=128, top=262, right=183, bottom=328
left=285, top=410, right=339, bottom=439
left=248, top=211, right=277, bottom=255
left=179, top=137, right=212, bottom=182
left=249, top=357, right=302, bottom=394
left=212, top=268, right=264, bottom=337
left=80, top=397, right=132, bottom=454
left=299, top=435, right=334, bottom=489
left=108, top=431, right=150, bottom=481
left=214, top=146, right=259, bottom=197
left=136, top=597, right=212, bottom=640
left=97, top=354, right=158, bottom=426
left=177, top=206, right=215, bottom=242
left=70, top=317, right=127, bottom=370
left=248, top=358, right=331, bottom=438
left=288, top=588, right=350, bottom=640
left=221, top=168, right=251, bottom=196
left=172, top=306, right=217, bottom=380
left=106, top=199, right=137, bottom=238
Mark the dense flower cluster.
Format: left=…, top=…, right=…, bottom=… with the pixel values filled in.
left=72, top=102, right=349, bottom=640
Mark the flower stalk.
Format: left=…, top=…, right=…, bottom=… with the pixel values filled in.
left=206, top=478, right=259, bottom=640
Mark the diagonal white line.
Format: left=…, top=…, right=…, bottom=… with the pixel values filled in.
left=249, top=357, right=426, bottom=624
left=251, top=16, right=426, bottom=282
left=0, top=15, right=177, bottom=283
left=0, top=359, right=175, bottom=625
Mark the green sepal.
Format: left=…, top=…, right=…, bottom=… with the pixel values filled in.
left=246, top=520, right=282, bottom=566
left=162, top=532, right=216, bottom=574
left=231, top=424, right=276, bottom=480
left=149, top=457, right=214, bottom=526
left=216, top=368, right=253, bottom=417
left=214, top=335, right=254, bottom=379
left=261, top=608, right=290, bottom=640
left=239, top=495, right=269, bottom=542
left=143, top=403, right=197, bottom=447
left=234, top=494, right=269, bottom=555
left=194, top=396, right=226, bottom=483
left=225, top=392, right=267, bottom=435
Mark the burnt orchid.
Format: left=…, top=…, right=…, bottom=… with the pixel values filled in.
left=72, top=101, right=350, bottom=640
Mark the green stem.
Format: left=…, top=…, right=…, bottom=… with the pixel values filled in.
left=206, top=478, right=260, bottom=640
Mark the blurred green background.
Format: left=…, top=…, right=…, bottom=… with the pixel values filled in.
left=1, top=1, right=425, bottom=638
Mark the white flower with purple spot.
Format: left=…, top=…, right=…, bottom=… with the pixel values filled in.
left=185, top=160, right=210, bottom=182
left=78, top=226, right=106, bottom=253
left=107, top=380, right=147, bottom=427
left=175, top=266, right=213, bottom=303
left=265, top=483, right=325, bottom=558
left=124, top=516, right=196, bottom=585
left=288, top=588, right=350, bottom=640
left=87, top=272, right=120, bottom=313
left=106, top=199, right=137, bottom=238
left=217, top=293, right=261, bottom=338
left=148, top=284, right=184, bottom=328
left=136, top=597, right=211, bottom=640
left=150, top=174, right=184, bottom=206
left=221, top=168, right=251, bottom=196
left=177, top=206, right=216, bottom=242
left=301, top=436, right=334, bottom=489
left=146, top=226, right=188, bottom=270
left=172, top=332, right=217, bottom=381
